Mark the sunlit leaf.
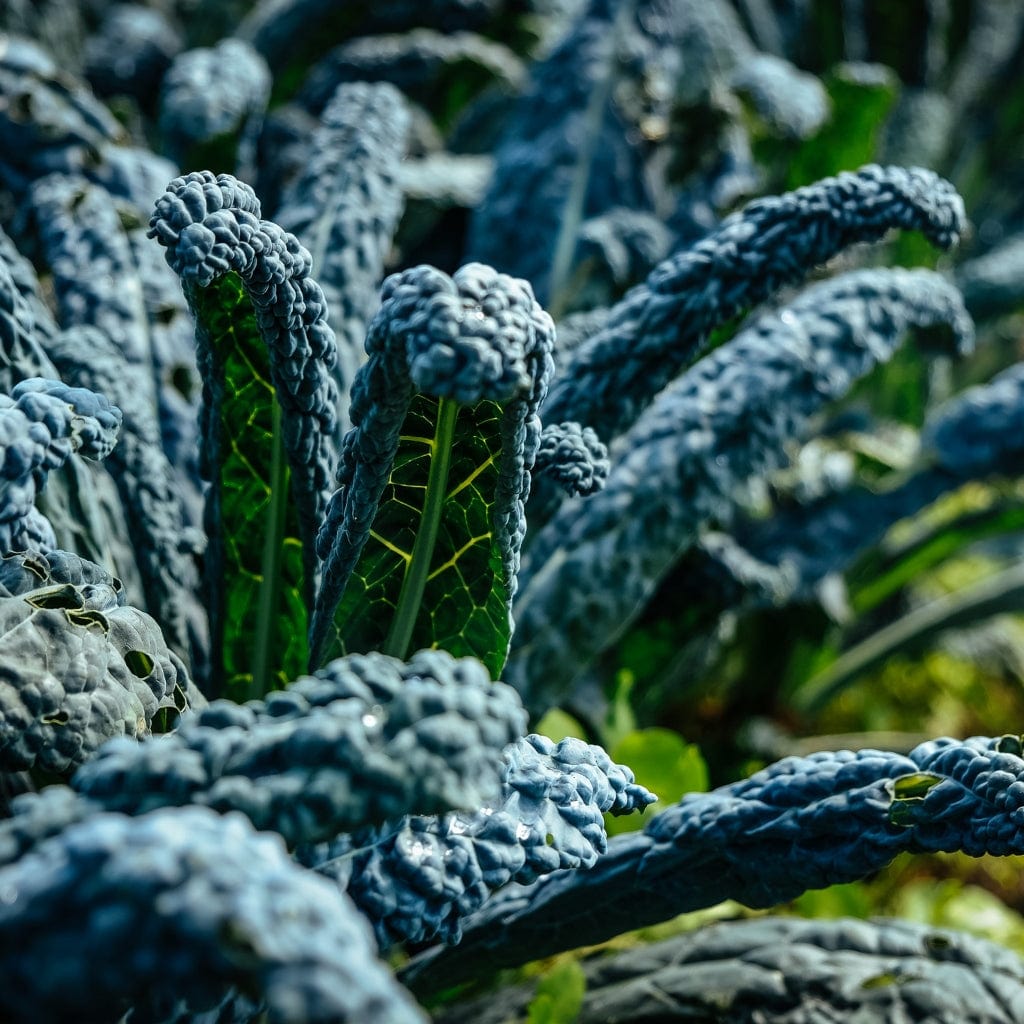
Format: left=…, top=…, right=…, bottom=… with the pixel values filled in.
left=526, top=959, right=586, bottom=1024
left=323, top=395, right=512, bottom=677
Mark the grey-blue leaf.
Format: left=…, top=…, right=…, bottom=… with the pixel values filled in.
left=0, top=806, right=424, bottom=1023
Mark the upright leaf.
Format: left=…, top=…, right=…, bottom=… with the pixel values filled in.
left=311, top=263, right=554, bottom=676
left=149, top=171, right=337, bottom=699
left=275, top=80, right=410, bottom=440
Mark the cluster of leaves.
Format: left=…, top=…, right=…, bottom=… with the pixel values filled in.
left=2, top=1, right=1024, bottom=1023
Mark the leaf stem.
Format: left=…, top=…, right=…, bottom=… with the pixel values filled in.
left=253, top=399, right=289, bottom=698
left=384, top=397, right=459, bottom=661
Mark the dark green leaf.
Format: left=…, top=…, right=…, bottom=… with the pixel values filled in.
left=324, top=395, right=512, bottom=677
left=190, top=273, right=307, bottom=698
left=786, top=65, right=899, bottom=189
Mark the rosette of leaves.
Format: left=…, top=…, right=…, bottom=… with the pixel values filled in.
left=310, top=262, right=555, bottom=678
left=149, top=171, right=338, bottom=700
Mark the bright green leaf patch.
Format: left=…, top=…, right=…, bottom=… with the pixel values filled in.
left=535, top=708, right=588, bottom=743
left=190, top=272, right=307, bottom=699
left=892, top=772, right=942, bottom=799
left=606, top=728, right=709, bottom=836
left=786, top=65, right=899, bottom=189
left=327, top=393, right=512, bottom=676
left=526, top=959, right=586, bottom=1024
left=888, top=772, right=942, bottom=828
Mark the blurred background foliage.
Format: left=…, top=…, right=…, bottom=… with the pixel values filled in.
left=524, top=0, right=1024, bottom=974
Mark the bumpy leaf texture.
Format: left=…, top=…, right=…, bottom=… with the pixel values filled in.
left=149, top=170, right=337, bottom=697
left=311, top=262, right=554, bottom=677
left=159, top=39, right=270, bottom=175
left=533, top=421, right=609, bottom=498
left=509, top=267, right=973, bottom=713
left=302, top=733, right=654, bottom=947
left=48, top=326, right=206, bottom=675
left=275, top=81, right=409, bottom=440
left=540, top=165, right=967, bottom=450
left=0, top=36, right=124, bottom=198
left=432, top=916, right=1024, bottom=1024
left=0, top=226, right=141, bottom=591
left=118, top=198, right=206, bottom=531
left=0, top=806, right=424, bottom=1024
left=0, top=378, right=121, bottom=553
left=466, top=0, right=652, bottom=305
left=402, top=734, right=1024, bottom=993
left=0, top=549, right=191, bottom=775
left=688, top=356, right=1024, bottom=615
left=69, top=649, right=526, bottom=847
left=23, top=153, right=197, bottom=496
left=29, top=173, right=205, bottom=668
left=0, top=35, right=175, bottom=216
left=0, top=225, right=59, bottom=387
left=29, top=175, right=156, bottom=368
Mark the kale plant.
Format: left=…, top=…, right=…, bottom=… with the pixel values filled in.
left=2, top=3, right=1024, bottom=1023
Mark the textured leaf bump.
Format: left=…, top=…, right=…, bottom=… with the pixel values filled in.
left=70, top=648, right=528, bottom=846
left=0, top=549, right=190, bottom=774
left=306, top=733, right=655, bottom=947
left=0, top=806, right=424, bottom=1023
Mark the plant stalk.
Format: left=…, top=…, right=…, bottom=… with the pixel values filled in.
left=252, top=399, right=289, bottom=698
left=384, top=398, right=459, bottom=660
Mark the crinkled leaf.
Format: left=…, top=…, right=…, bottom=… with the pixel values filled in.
left=312, top=263, right=554, bottom=678
left=0, top=550, right=192, bottom=775
left=190, top=273, right=306, bottom=693
left=150, top=172, right=338, bottom=700
left=328, top=394, right=511, bottom=676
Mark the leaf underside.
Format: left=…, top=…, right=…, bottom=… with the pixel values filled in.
left=193, top=272, right=307, bottom=698
left=327, top=393, right=511, bottom=677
